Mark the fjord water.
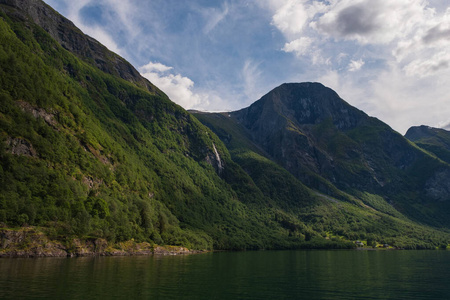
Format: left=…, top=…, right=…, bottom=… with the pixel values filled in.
left=1, top=250, right=449, bottom=299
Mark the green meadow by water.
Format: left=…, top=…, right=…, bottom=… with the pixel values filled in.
left=1, top=250, right=449, bottom=299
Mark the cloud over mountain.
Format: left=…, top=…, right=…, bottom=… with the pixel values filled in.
left=44, top=0, right=450, bottom=134
left=259, top=0, right=450, bottom=133
left=140, top=62, right=210, bottom=109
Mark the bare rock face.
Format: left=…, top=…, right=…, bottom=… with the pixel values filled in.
left=425, top=169, right=450, bottom=201
left=231, top=83, right=383, bottom=192
left=16, top=100, right=57, bottom=127
left=227, top=82, right=450, bottom=203
left=0, top=228, right=201, bottom=257
left=0, top=228, right=67, bottom=257
left=153, top=246, right=191, bottom=255
left=6, top=137, right=37, bottom=157
left=0, top=0, right=161, bottom=95
left=233, top=83, right=366, bottom=133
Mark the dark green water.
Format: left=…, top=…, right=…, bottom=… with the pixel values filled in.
left=1, top=250, right=449, bottom=299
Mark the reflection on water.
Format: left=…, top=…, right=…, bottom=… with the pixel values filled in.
left=1, top=250, right=449, bottom=299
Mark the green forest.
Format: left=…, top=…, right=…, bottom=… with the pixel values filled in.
left=1, top=1, right=450, bottom=255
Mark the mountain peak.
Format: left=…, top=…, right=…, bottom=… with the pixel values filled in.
left=405, top=125, right=443, bottom=141
left=234, top=82, right=367, bottom=132
left=277, top=81, right=329, bottom=91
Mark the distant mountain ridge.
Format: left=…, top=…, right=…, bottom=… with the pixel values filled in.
left=406, top=125, right=450, bottom=165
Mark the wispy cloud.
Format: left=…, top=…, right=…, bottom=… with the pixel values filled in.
left=202, top=2, right=230, bottom=34
left=241, top=59, right=264, bottom=102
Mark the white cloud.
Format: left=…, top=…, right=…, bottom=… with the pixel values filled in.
left=140, top=62, right=173, bottom=73
left=139, top=62, right=210, bottom=109
left=282, top=37, right=313, bottom=56
left=43, top=0, right=450, bottom=133
left=282, top=36, right=328, bottom=65
left=404, top=51, right=450, bottom=77
left=348, top=59, right=365, bottom=72
left=261, top=0, right=450, bottom=133
left=307, top=0, right=450, bottom=80
left=394, top=8, right=450, bottom=77
left=366, top=65, right=450, bottom=133
left=336, top=53, right=348, bottom=64
left=265, top=0, right=327, bottom=38
left=271, top=0, right=309, bottom=36
left=266, top=0, right=446, bottom=73
left=438, top=120, right=450, bottom=131
left=313, top=62, right=450, bottom=134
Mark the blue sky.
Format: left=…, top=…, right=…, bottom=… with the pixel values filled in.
left=43, top=0, right=450, bottom=134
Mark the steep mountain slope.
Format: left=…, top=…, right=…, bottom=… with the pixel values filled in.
left=0, top=0, right=334, bottom=251
left=406, top=125, right=450, bottom=164
left=2, top=0, right=157, bottom=93
left=1, top=0, right=449, bottom=253
left=195, top=112, right=450, bottom=250
left=195, top=83, right=450, bottom=231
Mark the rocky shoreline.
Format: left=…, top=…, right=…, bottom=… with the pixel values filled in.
left=0, top=227, right=205, bottom=258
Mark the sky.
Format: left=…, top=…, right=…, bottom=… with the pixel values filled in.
left=42, top=0, right=450, bottom=134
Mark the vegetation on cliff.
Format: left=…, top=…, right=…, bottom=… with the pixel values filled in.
left=0, top=0, right=355, bottom=252
left=1, top=0, right=449, bottom=254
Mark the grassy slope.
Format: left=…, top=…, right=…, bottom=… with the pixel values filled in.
left=1, top=2, right=449, bottom=251
left=407, top=127, right=450, bottom=165
left=194, top=112, right=450, bottom=249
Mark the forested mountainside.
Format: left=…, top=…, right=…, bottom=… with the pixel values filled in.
left=0, top=0, right=308, bottom=251
left=194, top=83, right=450, bottom=247
left=1, top=0, right=449, bottom=255
left=215, top=83, right=450, bottom=226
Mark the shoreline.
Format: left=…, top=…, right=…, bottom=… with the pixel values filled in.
left=2, top=227, right=445, bottom=258
left=0, top=227, right=206, bottom=258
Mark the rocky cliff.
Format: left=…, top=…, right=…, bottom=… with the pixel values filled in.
left=0, top=0, right=161, bottom=94
left=232, top=83, right=422, bottom=194
left=0, top=227, right=200, bottom=257
left=197, top=83, right=450, bottom=227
